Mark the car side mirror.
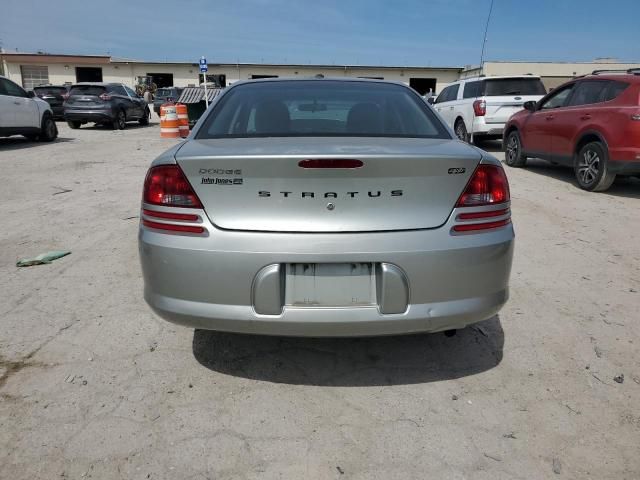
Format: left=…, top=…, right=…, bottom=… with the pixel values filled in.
left=523, top=101, right=537, bottom=112
left=427, top=97, right=435, bottom=105
left=27, top=91, right=36, bottom=98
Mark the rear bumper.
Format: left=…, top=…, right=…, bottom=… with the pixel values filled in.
left=49, top=105, right=65, bottom=118
left=472, top=118, right=504, bottom=137
left=64, top=109, right=114, bottom=123
left=139, top=205, right=514, bottom=337
left=609, top=142, right=640, bottom=175
left=146, top=289, right=509, bottom=337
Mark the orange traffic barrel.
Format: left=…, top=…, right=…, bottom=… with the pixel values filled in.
left=160, top=103, right=179, bottom=138
left=176, top=103, right=189, bottom=138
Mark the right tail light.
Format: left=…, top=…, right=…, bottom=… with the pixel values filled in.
left=453, top=164, right=511, bottom=233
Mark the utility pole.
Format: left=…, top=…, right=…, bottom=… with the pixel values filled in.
left=479, top=0, right=495, bottom=75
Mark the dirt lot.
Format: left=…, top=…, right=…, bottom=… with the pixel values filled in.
left=1, top=122, right=639, bottom=480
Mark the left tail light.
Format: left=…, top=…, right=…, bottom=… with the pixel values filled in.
left=473, top=100, right=486, bottom=116
left=142, top=165, right=205, bottom=234
left=143, top=164, right=202, bottom=208
left=453, top=164, right=511, bottom=233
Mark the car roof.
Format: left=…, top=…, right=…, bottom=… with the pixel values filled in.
left=581, top=73, right=640, bottom=83
left=458, top=75, right=542, bottom=82
left=228, top=76, right=415, bottom=90
left=70, top=82, right=124, bottom=87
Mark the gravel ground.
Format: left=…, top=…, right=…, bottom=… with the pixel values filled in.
left=1, top=122, right=639, bottom=479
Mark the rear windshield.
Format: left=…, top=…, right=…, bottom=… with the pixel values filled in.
left=197, top=80, right=450, bottom=139
left=33, top=86, right=67, bottom=95
left=483, top=78, right=547, bottom=96
left=69, top=85, right=106, bottom=96
left=156, top=88, right=175, bottom=97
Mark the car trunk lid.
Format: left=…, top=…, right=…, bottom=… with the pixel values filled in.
left=66, top=85, right=107, bottom=108
left=481, top=77, right=546, bottom=124
left=484, top=95, right=544, bottom=124
left=175, top=137, right=482, bottom=232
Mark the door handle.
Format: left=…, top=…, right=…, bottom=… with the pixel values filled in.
left=14, top=101, right=21, bottom=105
left=545, top=115, right=554, bottom=120
left=580, top=114, right=592, bottom=120
left=449, top=106, right=454, bottom=110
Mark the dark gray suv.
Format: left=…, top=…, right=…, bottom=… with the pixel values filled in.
left=153, top=87, right=184, bottom=115
left=64, top=83, right=150, bottom=129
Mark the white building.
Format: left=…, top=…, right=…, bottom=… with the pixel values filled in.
left=0, top=52, right=461, bottom=95
left=462, top=59, right=640, bottom=90
left=2, top=52, right=639, bottom=95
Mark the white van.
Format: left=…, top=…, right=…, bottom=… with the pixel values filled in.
left=430, top=75, right=546, bottom=143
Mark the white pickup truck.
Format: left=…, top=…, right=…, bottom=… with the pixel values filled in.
left=430, top=75, right=546, bottom=143
left=0, top=75, right=58, bottom=142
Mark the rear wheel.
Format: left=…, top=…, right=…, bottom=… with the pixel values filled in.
left=139, top=108, right=150, bottom=126
left=575, top=142, right=616, bottom=192
left=39, top=113, right=58, bottom=142
left=113, top=110, right=126, bottom=130
left=454, top=119, right=468, bottom=142
left=505, top=130, right=527, bottom=167
left=67, top=121, right=81, bottom=129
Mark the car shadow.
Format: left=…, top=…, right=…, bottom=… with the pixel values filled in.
left=192, top=316, right=504, bottom=386
left=0, top=137, right=74, bottom=151
left=84, top=122, right=156, bottom=131
left=474, top=139, right=503, bottom=153
left=522, top=158, right=640, bottom=198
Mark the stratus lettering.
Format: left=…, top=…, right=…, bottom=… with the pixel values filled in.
left=258, top=190, right=403, bottom=198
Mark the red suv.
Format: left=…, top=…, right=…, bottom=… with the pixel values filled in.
left=503, top=69, right=640, bottom=191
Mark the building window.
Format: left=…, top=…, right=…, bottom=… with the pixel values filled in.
left=21, top=65, right=49, bottom=89
left=75, top=67, right=103, bottom=83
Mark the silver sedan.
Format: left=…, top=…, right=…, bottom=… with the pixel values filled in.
left=139, top=78, right=514, bottom=336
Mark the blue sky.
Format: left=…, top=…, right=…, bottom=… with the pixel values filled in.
left=2, top=0, right=638, bottom=66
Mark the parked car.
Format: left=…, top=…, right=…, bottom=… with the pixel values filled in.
left=504, top=69, right=640, bottom=191
left=0, top=75, right=58, bottom=142
left=153, top=87, right=184, bottom=115
left=139, top=78, right=514, bottom=337
left=32, top=85, right=70, bottom=120
left=64, top=83, right=150, bottom=129
left=431, top=75, right=546, bottom=143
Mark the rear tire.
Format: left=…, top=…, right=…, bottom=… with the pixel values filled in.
left=40, top=113, right=58, bottom=142
left=575, top=142, right=616, bottom=192
left=67, top=121, right=81, bottom=129
left=504, top=130, right=527, bottom=167
left=454, top=119, right=469, bottom=142
left=113, top=110, right=126, bottom=130
left=139, top=108, right=150, bottom=126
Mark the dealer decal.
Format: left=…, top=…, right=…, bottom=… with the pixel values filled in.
left=199, top=168, right=243, bottom=185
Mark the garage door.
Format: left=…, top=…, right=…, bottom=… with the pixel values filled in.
left=21, top=65, right=49, bottom=90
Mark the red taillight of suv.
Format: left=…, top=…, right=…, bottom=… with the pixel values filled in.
left=453, top=164, right=511, bottom=233
left=473, top=100, right=486, bottom=117
left=142, top=165, right=206, bottom=234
